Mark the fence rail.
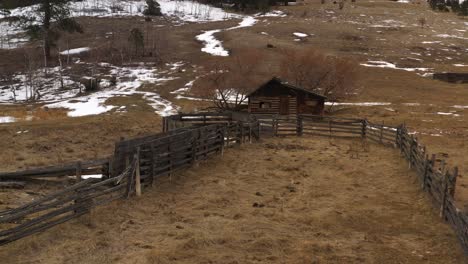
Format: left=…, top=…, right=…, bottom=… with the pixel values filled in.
left=0, top=160, right=137, bottom=246
left=0, top=120, right=259, bottom=246
left=0, top=158, right=111, bottom=180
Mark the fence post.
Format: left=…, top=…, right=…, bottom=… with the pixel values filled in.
left=422, top=154, right=429, bottom=190
left=361, top=119, right=367, bottom=139
left=275, top=116, right=279, bottom=137
left=135, top=147, right=142, bottom=197
left=150, top=142, right=156, bottom=187
left=297, top=115, right=303, bottom=136
left=192, top=131, right=199, bottom=167
left=220, top=126, right=226, bottom=156
left=76, top=161, right=82, bottom=182
left=440, top=171, right=449, bottom=219
left=125, top=155, right=135, bottom=198
left=328, top=119, right=332, bottom=138
left=408, top=136, right=416, bottom=169
left=257, top=120, right=261, bottom=140
left=450, top=167, right=459, bottom=198
left=247, top=122, right=252, bottom=143
left=108, top=156, right=114, bottom=179
left=380, top=121, right=384, bottom=144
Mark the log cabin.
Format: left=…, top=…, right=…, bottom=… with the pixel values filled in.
left=247, top=77, right=326, bottom=116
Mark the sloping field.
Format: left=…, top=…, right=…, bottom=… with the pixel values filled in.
left=0, top=137, right=464, bottom=263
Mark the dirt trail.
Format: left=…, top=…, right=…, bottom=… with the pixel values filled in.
left=0, top=137, right=464, bottom=263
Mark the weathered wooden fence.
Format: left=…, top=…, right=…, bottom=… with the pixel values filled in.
left=0, top=159, right=137, bottom=246
left=396, top=125, right=468, bottom=252
left=0, top=121, right=259, bottom=246
left=1, top=111, right=467, bottom=254
left=0, top=158, right=111, bottom=182
left=246, top=114, right=397, bottom=146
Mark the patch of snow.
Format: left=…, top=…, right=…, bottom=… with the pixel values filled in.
left=325, top=102, right=391, bottom=106
left=293, top=32, right=308, bottom=38
left=360, top=61, right=431, bottom=72
left=81, top=174, right=103, bottom=179
left=59, top=47, right=90, bottom=55
left=453, top=105, right=468, bottom=109
left=0, top=66, right=83, bottom=103
left=421, top=41, right=442, bottom=44
left=257, top=10, right=287, bottom=17
left=454, top=64, right=468, bottom=67
left=196, top=16, right=258, bottom=56
left=196, top=29, right=228, bottom=56
left=402, top=103, right=421, bottom=106
left=47, top=64, right=180, bottom=117
left=436, top=112, right=461, bottom=117
left=0, top=116, right=16, bottom=123
left=49, top=97, right=116, bottom=117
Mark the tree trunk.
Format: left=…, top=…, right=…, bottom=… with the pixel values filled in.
left=43, top=0, right=51, bottom=67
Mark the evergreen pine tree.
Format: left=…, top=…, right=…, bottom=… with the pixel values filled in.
left=460, top=0, right=468, bottom=16
left=144, top=0, right=162, bottom=16
left=17, top=0, right=83, bottom=67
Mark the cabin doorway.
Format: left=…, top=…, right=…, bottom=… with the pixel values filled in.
left=279, top=96, right=289, bottom=115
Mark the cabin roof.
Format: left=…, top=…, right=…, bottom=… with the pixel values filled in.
left=247, top=77, right=327, bottom=99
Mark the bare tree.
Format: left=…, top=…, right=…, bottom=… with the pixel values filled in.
left=279, top=48, right=358, bottom=104
left=193, top=49, right=266, bottom=110
left=23, top=51, right=41, bottom=101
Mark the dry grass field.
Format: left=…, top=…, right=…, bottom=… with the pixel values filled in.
left=0, top=0, right=468, bottom=261
left=0, top=137, right=465, bottom=263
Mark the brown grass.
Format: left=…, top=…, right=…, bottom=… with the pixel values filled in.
left=0, top=137, right=464, bottom=263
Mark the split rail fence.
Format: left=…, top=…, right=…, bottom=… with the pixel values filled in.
left=0, top=121, right=259, bottom=246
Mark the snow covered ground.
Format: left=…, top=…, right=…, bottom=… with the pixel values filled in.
left=196, top=11, right=285, bottom=56
left=0, top=0, right=240, bottom=49
left=0, top=67, right=83, bottom=103
left=47, top=64, right=180, bottom=117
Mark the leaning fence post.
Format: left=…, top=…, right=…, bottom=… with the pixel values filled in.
left=125, top=155, right=135, bottom=198
left=135, top=147, right=142, bottom=197
left=76, top=161, right=82, bottom=182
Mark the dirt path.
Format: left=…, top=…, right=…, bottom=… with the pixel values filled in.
left=0, top=137, right=464, bottom=263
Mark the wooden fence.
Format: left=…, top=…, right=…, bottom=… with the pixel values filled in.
left=247, top=114, right=397, bottom=146
left=0, top=158, right=111, bottom=182
left=1, top=111, right=467, bottom=254
left=0, top=159, right=137, bottom=246
left=396, top=125, right=468, bottom=252
left=0, top=121, right=259, bottom=246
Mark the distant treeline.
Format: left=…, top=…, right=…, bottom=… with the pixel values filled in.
left=430, top=0, right=468, bottom=16
left=0, top=0, right=41, bottom=9
left=198, top=0, right=285, bottom=11
left=0, top=0, right=283, bottom=12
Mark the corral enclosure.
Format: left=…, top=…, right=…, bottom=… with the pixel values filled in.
left=0, top=136, right=465, bottom=263
left=0, top=113, right=467, bottom=263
